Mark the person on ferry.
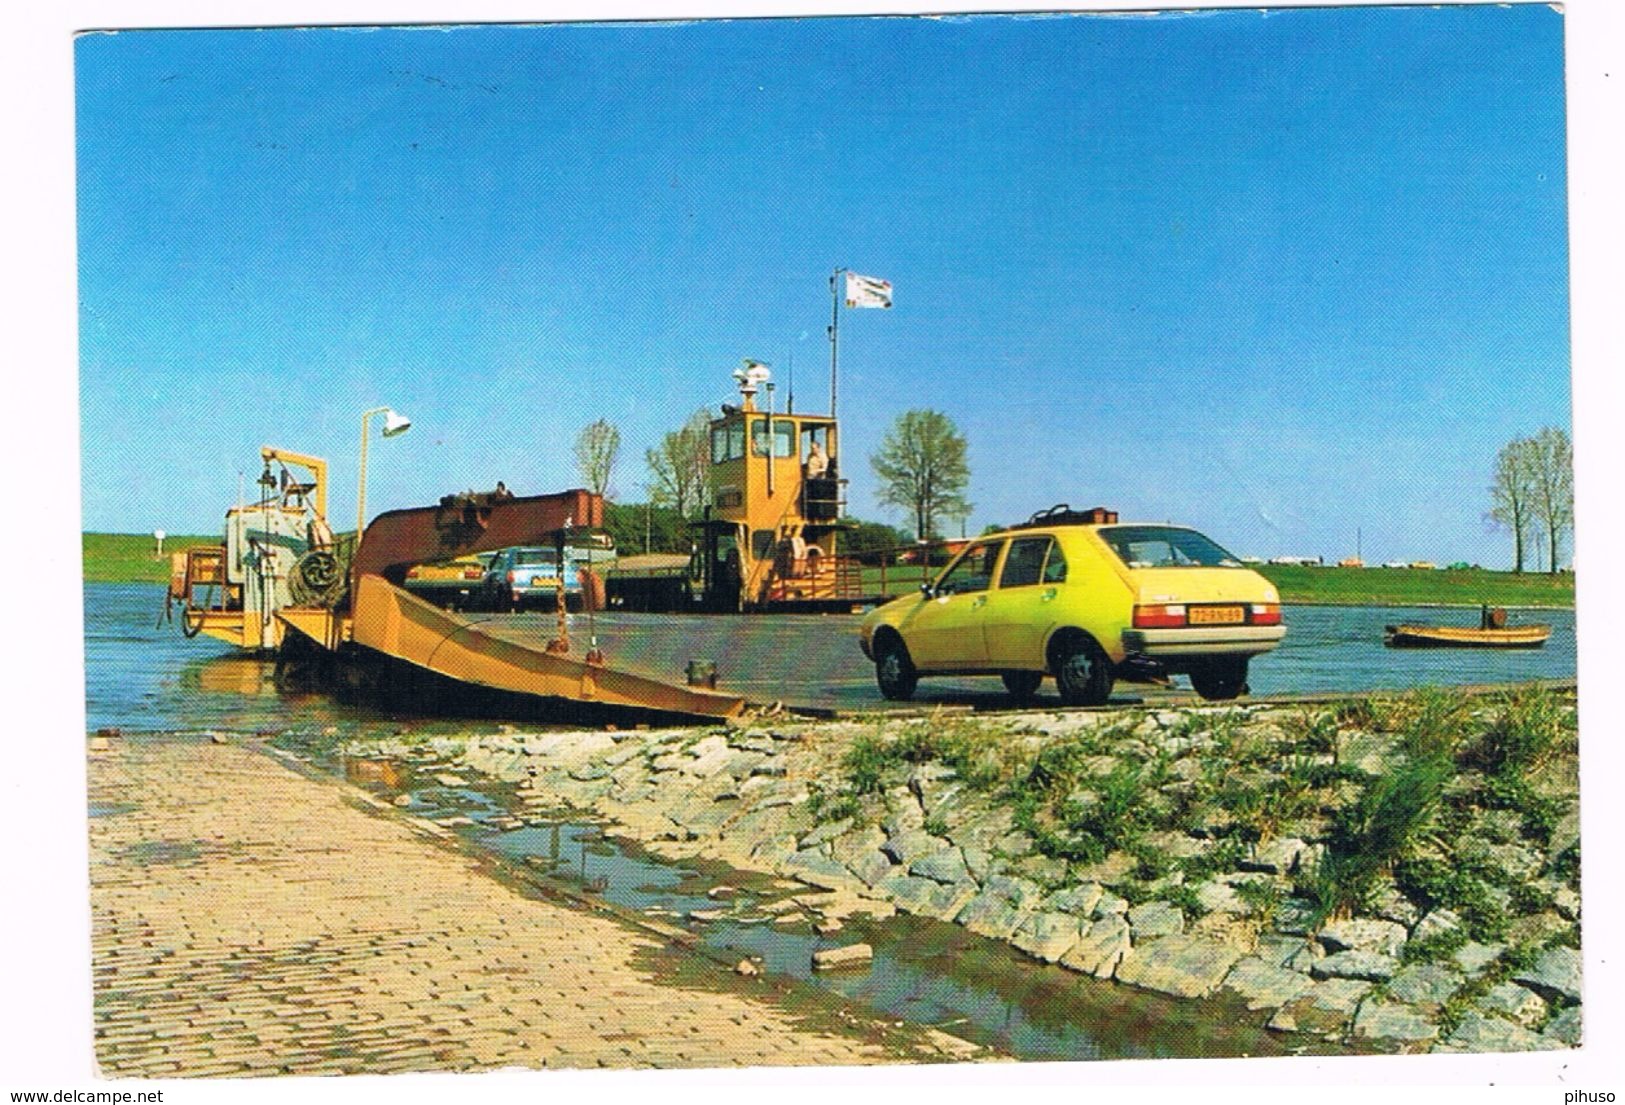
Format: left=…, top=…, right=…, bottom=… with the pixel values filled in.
left=805, top=440, right=829, bottom=479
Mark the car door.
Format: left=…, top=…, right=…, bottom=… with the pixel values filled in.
left=480, top=550, right=512, bottom=609
left=899, top=540, right=1004, bottom=670
left=981, top=535, right=1066, bottom=668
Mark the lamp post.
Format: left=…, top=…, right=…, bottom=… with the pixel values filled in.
left=356, top=406, right=412, bottom=540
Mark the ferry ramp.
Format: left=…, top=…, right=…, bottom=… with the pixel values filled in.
left=478, top=610, right=1188, bottom=715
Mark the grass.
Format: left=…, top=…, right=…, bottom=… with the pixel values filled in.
left=83, top=532, right=216, bottom=584
left=1462, top=686, right=1577, bottom=777
left=1302, top=752, right=1455, bottom=925
left=1256, top=564, right=1574, bottom=608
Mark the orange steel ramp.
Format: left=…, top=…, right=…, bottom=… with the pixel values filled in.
left=346, top=574, right=746, bottom=721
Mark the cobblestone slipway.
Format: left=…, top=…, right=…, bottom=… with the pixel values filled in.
left=87, top=735, right=966, bottom=1076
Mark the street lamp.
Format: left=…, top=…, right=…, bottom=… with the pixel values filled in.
left=357, top=406, right=412, bottom=539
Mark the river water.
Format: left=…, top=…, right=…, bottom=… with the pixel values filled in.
left=86, top=582, right=1577, bottom=734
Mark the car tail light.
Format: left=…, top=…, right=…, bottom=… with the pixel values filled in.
left=406, top=567, right=420, bottom=579
left=507, top=570, right=517, bottom=583
left=1133, top=604, right=1187, bottom=628
left=1250, top=603, right=1283, bottom=625
left=464, top=568, right=482, bottom=579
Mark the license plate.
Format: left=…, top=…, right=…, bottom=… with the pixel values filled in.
left=1189, top=605, right=1244, bottom=625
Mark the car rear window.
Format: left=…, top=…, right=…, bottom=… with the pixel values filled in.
left=1098, top=526, right=1244, bottom=569
left=513, top=549, right=559, bottom=566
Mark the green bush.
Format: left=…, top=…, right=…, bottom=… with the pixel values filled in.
left=1306, top=752, right=1454, bottom=925
left=1014, top=758, right=1150, bottom=864
left=1550, top=840, right=1581, bottom=883
left=1463, top=686, right=1576, bottom=778
left=1332, top=752, right=1452, bottom=865
left=1475, top=772, right=1566, bottom=847
left=1131, top=837, right=1177, bottom=880
left=1301, top=851, right=1381, bottom=925
left=843, top=733, right=893, bottom=795
left=1399, top=923, right=1470, bottom=964
left=1392, top=686, right=1474, bottom=760
left=1282, top=709, right=1341, bottom=755
left=1235, top=878, right=1285, bottom=925
left=1394, top=856, right=1511, bottom=942
left=1166, top=882, right=1206, bottom=920
left=1178, top=838, right=1247, bottom=882
left=1508, top=881, right=1550, bottom=916
left=1331, top=698, right=1379, bottom=731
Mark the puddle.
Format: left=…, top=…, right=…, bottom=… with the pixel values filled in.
left=88, top=801, right=135, bottom=819
left=328, top=752, right=1301, bottom=1062
left=120, top=839, right=201, bottom=866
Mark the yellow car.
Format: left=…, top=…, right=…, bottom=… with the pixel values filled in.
left=857, top=507, right=1285, bottom=704
left=402, top=553, right=494, bottom=610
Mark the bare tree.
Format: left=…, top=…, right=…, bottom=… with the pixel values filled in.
left=870, top=409, right=972, bottom=540
left=1529, top=426, right=1574, bottom=574
left=573, top=418, right=620, bottom=499
left=645, top=408, right=713, bottom=519
left=1489, top=437, right=1537, bottom=574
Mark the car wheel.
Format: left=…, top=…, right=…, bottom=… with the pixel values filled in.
left=874, top=635, right=918, bottom=701
left=1053, top=635, right=1113, bottom=707
left=1001, top=670, right=1043, bottom=702
left=1190, top=658, right=1249, bottom=701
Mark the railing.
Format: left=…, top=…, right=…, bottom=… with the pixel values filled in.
left=755, top=540, right=959, bottom=606
left=801, top=476, right=845, bottom=522
left=843, top=540, right=964, bottom=600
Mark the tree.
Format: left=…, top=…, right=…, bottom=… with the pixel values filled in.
left=573, top=419, right=620, bottom=499
left=1489, top=437, right=1537, bottom=573
left=603, top=500, right=688, bottom=554
left=645, top=408, right=713, bottom=519
left=870, top=409, right=972, bottom=540
left=843, top=518, right=911, bottom=564
left=1528, top=426, right=1574, bottom=575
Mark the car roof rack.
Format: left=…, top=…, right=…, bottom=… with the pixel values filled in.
left=1009, top=504, right=1119, bottom=530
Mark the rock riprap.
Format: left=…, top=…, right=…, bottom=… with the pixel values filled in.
left=345, top=693, right=1581, bottom=1056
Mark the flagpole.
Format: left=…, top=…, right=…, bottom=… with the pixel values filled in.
left=828, top=267, right=844, bottom=422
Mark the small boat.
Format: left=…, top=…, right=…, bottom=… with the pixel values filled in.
left=1384, top=606, right=1551, bottom=649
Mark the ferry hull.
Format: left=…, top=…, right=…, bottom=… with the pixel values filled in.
left=1384, top=623, right=1551, bottom=649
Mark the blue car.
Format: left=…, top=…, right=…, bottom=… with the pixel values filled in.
left=477, top=547, right=582, bottom=612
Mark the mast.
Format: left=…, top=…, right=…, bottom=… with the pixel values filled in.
left=828, top=267, right=845, bottom=422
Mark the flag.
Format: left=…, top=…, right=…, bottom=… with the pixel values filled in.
left=844, top=272, right=893, bottom=309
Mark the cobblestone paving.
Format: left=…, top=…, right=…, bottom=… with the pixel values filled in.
left=87, top=736, right=939, bottom=1077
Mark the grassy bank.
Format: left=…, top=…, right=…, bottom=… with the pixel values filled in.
left=859, top=560, right=1575, bottom=608
left=83, top=532, right=214, bottom=584
left=1256, top=565, right=1574, bottom=609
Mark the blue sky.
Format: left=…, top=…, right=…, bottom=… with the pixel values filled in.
left=76, top=5, right=1570, bottom=565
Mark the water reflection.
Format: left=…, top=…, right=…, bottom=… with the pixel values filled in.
left=191, top=656, right=280, bottom=697
left=382, top=772, right=1289, bottom=1061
